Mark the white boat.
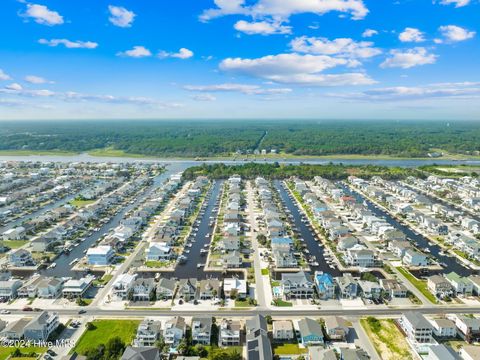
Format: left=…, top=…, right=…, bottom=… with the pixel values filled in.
left=69, top=258, right=79, bottom=266
left=48, top=262, right=57, bottom=269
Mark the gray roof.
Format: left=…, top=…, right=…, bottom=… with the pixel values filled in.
left=341, top=348, right=370, bottom=360
left=121, top=347, right=159, bottom=360
left=403, top=312, right=433, bottom=330
left=246, top=315, right=268, bottom=335
left=298, top=318, right=323, bottom=338
left=429, top=345, right=459, bottom=360
left=247, top=333, right=273, bottom=360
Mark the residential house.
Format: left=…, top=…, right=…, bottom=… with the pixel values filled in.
left=62, top=275, right=95, bottom=299
left=111, top=273, right=137, bottom=300
left=131, top=278, right=156, bottom=301
left=427, top=275, right=454, bottom=299
left=402, top=249, right=428, bottom=267
left=23, top=311, right=59, bottom=341
left=452, top=315, right=480, bottom=343
left=0, top=279, right=22, bottom=300
left=145, top=243, right=172, bottom=261
left=223, top=251, right=242, bottom=268
left=336, top=274, right=358, bottom=299
left=219, top=319, right=242, bottom=346
left=86, top=245, right=115, bottom=266
left=445, top=272, right=473, bottom=296
left=9, top=249, right=34, bottom=267
left=345, top=249, right=375, bottom=268
left=430, top=318, right=456, bottom=338
left=198, top=279, right=220, bottom=300
left=247, top=333, right=272, bottom=360
left=191, top=317, right=212, bottom=345
left=223, top=277, right=247, bottom=299
left=163, top=316, right=186, bottom=349
left=400, top=312, right=434, bottom=343
left=272, top=320, right=294, bottom=341
left=324, top=316, right=350, bottom=341
left=134, top=319, right=162, bottom=347
left=281, top=271, right=315, bottom=299
left=426, top=345, right=458, bottom=360
left=1, top=318, right=30, bottom=340
left=298, top=318, right=324, bottom=346
left=156, top=278, right=177, bottom=300
left=121, top=347, right=160, bottom=360
left=358, top=280, right=382, bottom=300
left=177, top=278, right=197, bottom=301
left=314, top=272, right=336, bottom=300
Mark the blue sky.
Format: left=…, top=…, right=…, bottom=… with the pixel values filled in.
left=0, top=0, right=479, bottom=120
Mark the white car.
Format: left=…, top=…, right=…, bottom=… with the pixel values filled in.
left=0, top=310, right=10, bottom=314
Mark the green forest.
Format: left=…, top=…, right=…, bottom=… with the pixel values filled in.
left=0, top=120, right=479, bottom=158
left=182, top=163, right=425, bottom=180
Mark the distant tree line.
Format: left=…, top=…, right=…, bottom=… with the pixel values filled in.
left=1, top=120, right=479, bottom=157
left=182, top=163, right=425, bottom=180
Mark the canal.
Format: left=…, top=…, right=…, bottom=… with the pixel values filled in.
left=173, top=180, right=223, bottom=279
left=274, top=180, right=342, bottom=277
left=341, top=184, right=474, bottom=277
left=41, top=169, right=176, bottom=278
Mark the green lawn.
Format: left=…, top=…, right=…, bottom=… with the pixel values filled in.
left=235, top=299, right=254, bottom=307
left=396, top=267, right=436, bottom=304
left=3, top=240, right=29, bottom=249
left=0, top=150, right=77, bottom=156
left=273, top=343, right=307, bottom=355
left=0, top=346, right=47, bottom=360
left=361, top=317, right=413, bottom=360
left=70, top=199, right=96, bottom=208
left=93, top=274, right=113, bottom=286
left=273, top=299, right=293, bottom=307
left=72, top=320, right=140, bottom=355
left=261, top=268, right=269, bottom=275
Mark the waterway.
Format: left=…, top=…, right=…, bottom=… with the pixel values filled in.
left=173, top=180, right=222, bottom=279
left=39, top=168, right=178, bottom=278
left=342, top=184, right=474, bottom=277
left=2, top=152, right=480, bottom=168
left=274, top=180, right=342, bottom=277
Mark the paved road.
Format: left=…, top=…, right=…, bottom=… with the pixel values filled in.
left=10, top=305, right=480, bottom=318
left=246, top=181, right=267, bottom=309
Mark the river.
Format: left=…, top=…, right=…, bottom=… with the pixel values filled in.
left=2, top=153, right=480, bottom=167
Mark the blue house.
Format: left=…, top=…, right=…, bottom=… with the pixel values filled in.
left=298, top=318, right=324, bottom=346
left=314, top=271, right=336, bottom=300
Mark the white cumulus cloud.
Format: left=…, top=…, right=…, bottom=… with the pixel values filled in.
left=399, top=28, right=425, bottom=43
left=0, top=69, right=11, bottom=81
left=5, top=83, right=23, bottom=91
left=381, top=47, right=437, bottom=69
left=220, top=53, right=375, bottom=86
left=22, top=3, right=63, bottom=26
left=158, top=48, right=194, bottom=59
left=438, top=0, right=470, bottom=7
left=200, top=0, right=369, bottom=22
left=234, top=20, right=291, bottom=35
left=362, top=29, right=378, bottom=38
left=24, top=75, right=52, bottom=84
left=108, top=5, right=136, bottom=28
left=290, top=36, right=382, bottom=58
left=437, top=25, right=476, bottom=43
left=117, top=46, right=152, bottom=58
left=39, top=39, right=98, bottom=49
